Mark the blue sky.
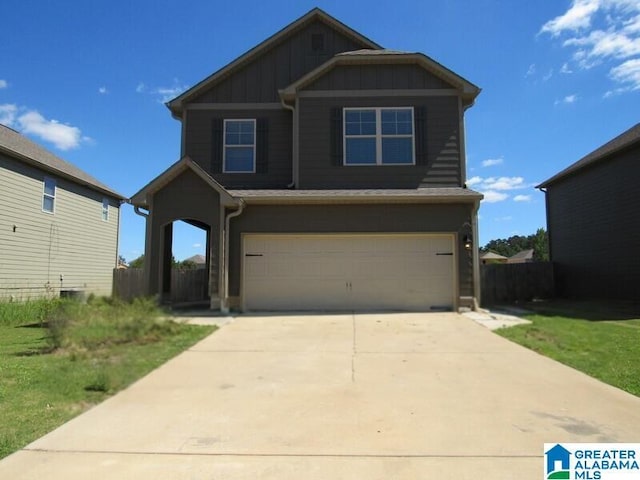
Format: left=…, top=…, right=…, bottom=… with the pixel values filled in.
left=1, top=0, right=638, bottom=261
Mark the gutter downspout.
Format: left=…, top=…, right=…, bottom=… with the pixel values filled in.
left=221, top=200, right=245, bottom=314
left=133, top=205, right=149, bottom=218
left=472, top=199, right=481, bottom=311
left=280, top=96, right=296, bottom=188
left=132, top=202, right=152, bottom=298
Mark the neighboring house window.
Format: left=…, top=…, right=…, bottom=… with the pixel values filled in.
left=223, top=119, right=256, bottom=173
left=42, top=177, right=56, bottom=213
left=343, top=107, right=415, bottom=166
left=102, top=198, right=109, bottom=221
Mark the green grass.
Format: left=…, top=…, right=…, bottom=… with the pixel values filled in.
left=0, top=297, right=216, bottom=459
left=496, top=301, right=640, bottom=397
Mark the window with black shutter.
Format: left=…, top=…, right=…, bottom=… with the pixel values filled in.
left=414, top=106, right=428, bottom=166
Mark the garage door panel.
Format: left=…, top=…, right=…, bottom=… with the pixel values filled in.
left=243, top=234, right=455, bottom=311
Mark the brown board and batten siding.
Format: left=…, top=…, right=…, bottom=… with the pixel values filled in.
left=305, top=64, right=453, bottom=91
left=190, top=20, right=367, bottom=104
left=0, top=153, right=120, bottom=299
left=298, top=95, right=461, bottom=189
left=545, top=145, right=640, bottom=300
left=146, top=168, right=221, bottom=298
left=227, top=203, right=475, bottom=299
left=184, top=108, right=292, bottom=188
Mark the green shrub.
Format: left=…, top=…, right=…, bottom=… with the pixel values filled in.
left=0, top=298, right=60, bottom=327
left=43, top=297, right=173, bottom=351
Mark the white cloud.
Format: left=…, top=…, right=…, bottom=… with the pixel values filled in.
left=609, top=57, right=640, bottom=90
left=540, top=0, right=640, bottom=92
left=514, top=195, right=532, bottom=202
left=0, top=104, right=17, bottom=126
left=564, top=29, right=640, bottom=59
left=526, top=63, right=536, bottom=77
left=486, top=176, right=525, bottom=190
left=540, top=0, right=600, bottom=36
left=483, top=191, right=509, bottom=203
left=466, top=175, right=482, bottom=186
left=481, top=157, right=504, bottom=167
left=560, top=62, right=574, bottom=73
left=192, top=243, right=202, bottom=248
left=137, top=79, right=189, bottom=103
left=0, top=79, right=7, bottom=89
left=17, top=111, right=85, bottom=150
left=467, top=175, right=533, bottom=203
left=98, top=86, right=108, bottom=94
left=555, top=94, right=579, bottom=105
left=154, top=85, right=188, bottom=103
left=494, top=216, right=513, bottom=222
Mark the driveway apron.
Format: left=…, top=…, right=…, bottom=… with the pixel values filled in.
left=1, top=312, right=640, bottom=479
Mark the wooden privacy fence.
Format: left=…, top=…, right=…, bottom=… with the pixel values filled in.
left=169, top=268, right=208, bottom=303
left=113, top=268, right=145, bottom=301
left=113, top=268, right=207, bottom=303
left=481, top=262, right=554, bottom=306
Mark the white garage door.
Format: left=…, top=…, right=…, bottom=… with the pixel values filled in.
left=242, top=234, right=455, bottom=311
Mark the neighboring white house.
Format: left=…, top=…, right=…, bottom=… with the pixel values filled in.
left=0, top=124, right=125, bottom=300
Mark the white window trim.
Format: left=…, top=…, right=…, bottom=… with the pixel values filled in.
left=42, top=177, right=56, bottom=214
left=223, top=118, right=256, bottom=173
left=102, top=197, right=109, bottom=221
left=343, top=107, right=415, bottom=166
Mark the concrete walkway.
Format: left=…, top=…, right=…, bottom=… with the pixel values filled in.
left=2, top=313, right=640, bottom=479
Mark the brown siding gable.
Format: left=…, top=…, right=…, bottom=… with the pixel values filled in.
left=166, top=8, right=381, bottom=117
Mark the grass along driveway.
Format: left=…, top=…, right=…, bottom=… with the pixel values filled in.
left=495, top=301, right=640, bottom=397
left=0, top=298, right=216, bottom=460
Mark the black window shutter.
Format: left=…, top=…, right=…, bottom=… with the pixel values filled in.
left=211, top=118, right=223, bottom=173
left=414, top=106, right=427, bottom=166
left=330, top=107, right=343, bottom=166
left=256, top=118, right=268, bottom=174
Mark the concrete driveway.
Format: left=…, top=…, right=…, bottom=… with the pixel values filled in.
left=2, top=312, right=640, bottom=479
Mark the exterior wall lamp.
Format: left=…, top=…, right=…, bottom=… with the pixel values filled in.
left=463, top=234, right=473, bottom=250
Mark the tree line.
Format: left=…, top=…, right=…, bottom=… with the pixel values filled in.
left=121, top=255, right=199, bottom=270
left=481, top=227, right=549, bottom=261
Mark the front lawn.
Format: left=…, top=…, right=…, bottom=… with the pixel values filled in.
left=0, top=297, right=216, bottom=459
left=495, top=301, right=640, bottom=397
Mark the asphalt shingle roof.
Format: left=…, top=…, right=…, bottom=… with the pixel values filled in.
left=228, top=187, right=482, bottom=203
left=0, top=124, right=124, bottom=199
left=538, top=122, right=640, bottom=188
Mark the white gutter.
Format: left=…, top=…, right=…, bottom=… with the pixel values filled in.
left=221, top=200, right=245, bottom=313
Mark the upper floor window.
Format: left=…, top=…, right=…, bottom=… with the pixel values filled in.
left=42, top=177, right=56, bottom=213
left=343, top=107, right=415, bottom=166
left=223, top=119, right=256, bottom=173
left=102, top=197, right=109, bottom=221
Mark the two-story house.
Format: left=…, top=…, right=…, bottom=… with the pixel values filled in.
left=131, top=8, right=482, bottom=312
left=537, top=122, right=640, bottom=301
left=0, top=124, right=124, bottom=300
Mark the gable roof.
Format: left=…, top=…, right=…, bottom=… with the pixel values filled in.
left=167, top=8, right=381, bottom=117
left=279, top=49, right=481, bottom=106
left=538, top=122, right=640, bottom=188
left=509, top=249, right=534, bottom=261
left=129, top=156, right=236, bottom=208
left=480, top=251, right=508, bottom=260
left=0, top=124, right=124, bottom=200
left=184, top=254, right=206, bottom=265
